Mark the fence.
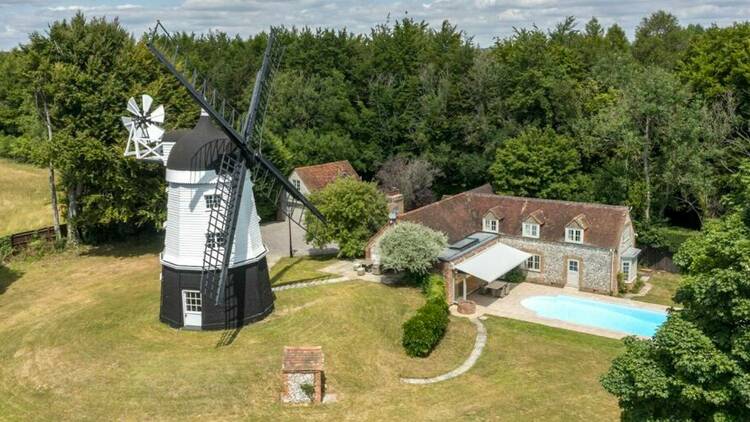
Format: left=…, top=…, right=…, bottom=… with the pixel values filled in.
left=9, top=224, right=67, bottom=251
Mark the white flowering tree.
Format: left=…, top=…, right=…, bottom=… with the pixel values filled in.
left=378, top=222, right=447, bottom=275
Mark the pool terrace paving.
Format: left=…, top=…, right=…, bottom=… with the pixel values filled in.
left=466, top=282, right=670, bottom=339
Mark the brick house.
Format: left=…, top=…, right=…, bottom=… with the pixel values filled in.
left=365, top=185, right=640, bottom=302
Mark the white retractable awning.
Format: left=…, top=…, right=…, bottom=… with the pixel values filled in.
left=454, top=242, right=532, bottom=282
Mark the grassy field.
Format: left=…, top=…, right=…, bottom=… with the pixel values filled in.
left=634, top=271, right=683, bottom=307
left=0, top=238, right=624, bottom=421
left=0, top=158, right=55, bottom=236
left=270, top=255, right=336, bottom=286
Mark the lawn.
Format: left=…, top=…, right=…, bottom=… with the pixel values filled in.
left=0, top=158, right=56, bottom=236
left=270, top=255, right=337, bottom=286
left=634, top=271, right=683, bottom=307
left=0, top=238, right=624, bottom=421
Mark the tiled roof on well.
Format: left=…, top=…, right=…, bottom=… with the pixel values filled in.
left=293, top=160, right=360, bottom=192
left=397, top=185, right=630, bottom=250
left=282, top=346, right=324, bottom=372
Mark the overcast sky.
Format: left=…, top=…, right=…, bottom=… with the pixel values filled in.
left=1, top=0, right=747, bottom=51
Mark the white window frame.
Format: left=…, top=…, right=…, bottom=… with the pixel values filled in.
left=525, top=254, right=541, bottom=272
left=565, top=227, right=583, bottom=244
left=291, top=178, right=301, bottom=190
left=183, top=290, right=202, bottom=312
left=483, top=217, right=499, bottom=233
left=204, top=193, right=221, bottom=211
left=522, top=222, right=540, bottom=238
left=622, top=260, right=632, bottom=282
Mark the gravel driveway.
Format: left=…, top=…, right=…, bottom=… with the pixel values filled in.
left=260, top=219, right=337, bottom=261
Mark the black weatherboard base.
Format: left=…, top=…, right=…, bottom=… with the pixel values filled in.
left=160, top=257, right=275, bottom=330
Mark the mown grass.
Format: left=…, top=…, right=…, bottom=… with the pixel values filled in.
left=270, top=255, right=336, bottom=286
left=634, top=271, right=683, bottom=307
left=0, top=158, right=55, bottom=236
left=0, top=239, right=623, bottom=421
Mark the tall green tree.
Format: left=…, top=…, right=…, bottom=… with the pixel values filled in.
left=304, top=177, right=388, bottom=258
left=490, top=127, right=592, bottom=200
left=25, top=13, right=192, bottom=242
left=633, top=11, right=693, bottom=69
left=602, top=166, right=750, bottom=419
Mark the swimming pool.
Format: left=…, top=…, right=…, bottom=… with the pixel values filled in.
left=521, top=295, right=667, bottom=337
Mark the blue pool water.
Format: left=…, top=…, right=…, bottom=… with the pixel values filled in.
left=521, top=295, right=667, bottom=337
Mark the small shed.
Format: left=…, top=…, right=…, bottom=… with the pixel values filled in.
left=281, top=346, right=325, bottom=404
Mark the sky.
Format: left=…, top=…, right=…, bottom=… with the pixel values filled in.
left=1, top=0, right=747, bottom=51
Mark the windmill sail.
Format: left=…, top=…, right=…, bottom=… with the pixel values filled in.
left=146, top=22, right=324, bottom=304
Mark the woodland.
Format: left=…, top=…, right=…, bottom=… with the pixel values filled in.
left=0, top=11, right=749, bottom=244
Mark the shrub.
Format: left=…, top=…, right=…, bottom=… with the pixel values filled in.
left=423, top=274, right=446, bottom=302
left=616, top=272, right=628, bottom=294
left=378, top=222, right=447, bottom=275
left=299, top=382, right=315, bottom=401
left=0, top=236, right=12, bottom=263
left=502, top=266, right=526, bottom=283
left=402, top=274, right=450, bottom=357
left=402, top=300, right=449, bottom=357
left=637, top=224, right=699, bottom=253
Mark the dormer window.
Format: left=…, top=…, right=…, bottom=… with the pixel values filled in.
left=565, top=213, right=588, bottom=244
left=565, top=227, right=583, bottom=244
left=522, top=222, right=539, bottom=238
left=483, top=217, right=499, bottom=233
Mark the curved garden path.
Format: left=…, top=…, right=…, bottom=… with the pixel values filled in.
left=400, top=317, right=487, bottom=385
left=270, top=269, right=488, bottom=385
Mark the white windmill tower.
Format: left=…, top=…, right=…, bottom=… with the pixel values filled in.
left=123, top=23, right=324, bottom=331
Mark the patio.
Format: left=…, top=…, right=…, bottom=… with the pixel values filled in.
left=460, top=282, right=670, bottom=339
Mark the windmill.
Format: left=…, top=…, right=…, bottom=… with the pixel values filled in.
left=124, top=22, right=324, bottom=330
left=122, top=94, right=167, bottom=162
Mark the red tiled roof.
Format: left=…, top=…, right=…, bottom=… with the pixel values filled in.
left=397, top=187, right=630, bottom=250
left=282, top=346, right=324, bottom=372
left=293, top=160, right=360, bottom=192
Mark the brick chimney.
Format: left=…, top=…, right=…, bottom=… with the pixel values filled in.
left=385, top=188, right=404, bottom=223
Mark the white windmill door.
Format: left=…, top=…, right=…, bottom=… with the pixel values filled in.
left=182, top=290, right=202, bottom=328
left=566, top=259, right=580, bottom=288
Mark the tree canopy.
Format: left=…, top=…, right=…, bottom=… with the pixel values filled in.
left=304, top=177, right=388, bottom=258
left=378, top=222, right=447, bottom=275
left=0, top=10, right=748, bottom=243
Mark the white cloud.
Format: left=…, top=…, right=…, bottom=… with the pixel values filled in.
left=0, top=0, right=747, bottom=50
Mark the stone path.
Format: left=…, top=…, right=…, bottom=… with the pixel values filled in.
left=400, top=318, right=487, bottom=385
left=271, top=276, right=348, bottom=292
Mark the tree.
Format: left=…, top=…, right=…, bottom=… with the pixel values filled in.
left=602, top=213, right=750, bottom=420
left=602, top=166, right=750, bottom=419
left=376, top=155, right=441, bottom=210
left=377, top=222, right=447, bottom=275
left=304, top=177, right=388, bottom=258
left=24, top=13, right=193, bottom=243
left=490, top=127, right=592, bottom=200
left=633, top=11, right=692, bottom=69
left=680, top=23, right=750, bottom=119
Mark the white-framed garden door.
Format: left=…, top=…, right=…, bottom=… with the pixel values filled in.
left=182, top=289, right=202, bottom=328
left=566, top=259, right=580, bottom=288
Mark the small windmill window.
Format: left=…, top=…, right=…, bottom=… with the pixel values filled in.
left=205, top=194, right=221, bottom=210
left=206, top=232, right=226, bottom=249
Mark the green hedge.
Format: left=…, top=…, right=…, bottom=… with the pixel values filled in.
left=637, top=225, right=700, bottom=253
left=402, top=274, right=450, bottom=357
